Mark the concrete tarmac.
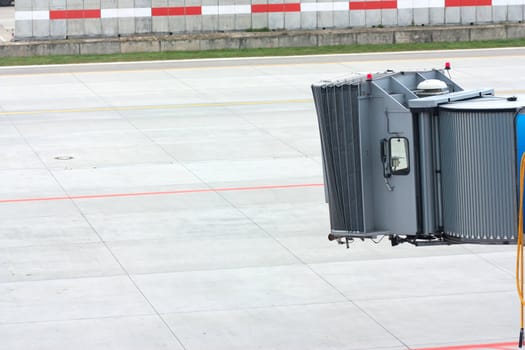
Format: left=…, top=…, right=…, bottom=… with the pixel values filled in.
left=0, top=49, right=524, bottom=350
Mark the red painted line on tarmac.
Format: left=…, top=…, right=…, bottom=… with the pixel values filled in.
left=0, top=183, right=324, bottom=204
left=414, top=341, right=516, bottom=350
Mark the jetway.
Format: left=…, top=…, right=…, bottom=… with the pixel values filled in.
left=312, top=68, right=525, bottom=247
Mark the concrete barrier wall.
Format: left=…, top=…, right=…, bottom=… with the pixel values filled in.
left=2, top=24, right=525, bottom=57
left=14, top=0, right=525, bottom=40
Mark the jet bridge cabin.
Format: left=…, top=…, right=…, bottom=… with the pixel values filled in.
left=312, top=69, right=525, bottom=247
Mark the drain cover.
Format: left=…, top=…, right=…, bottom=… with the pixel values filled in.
left=54, top=156, right=74, bottom=160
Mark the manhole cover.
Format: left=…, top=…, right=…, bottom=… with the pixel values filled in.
left=54, top=156, right=74, bottom=160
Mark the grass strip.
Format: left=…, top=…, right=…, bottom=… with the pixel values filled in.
left=0, top=38, right=524, bottom=66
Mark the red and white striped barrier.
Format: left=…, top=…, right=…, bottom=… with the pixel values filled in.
left=15, top=0, right=517, bottom=20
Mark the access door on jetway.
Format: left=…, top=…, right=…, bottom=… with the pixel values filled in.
left=361, top=81, right=419, bottom=236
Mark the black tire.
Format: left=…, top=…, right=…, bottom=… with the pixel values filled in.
left=0, top=0, right=12, bottom=6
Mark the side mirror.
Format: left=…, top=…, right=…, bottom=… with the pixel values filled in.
left=389, top=137, right=410, bottom=175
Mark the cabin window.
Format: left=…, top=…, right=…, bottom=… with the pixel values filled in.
left=389, top=137, right=410, bottom=175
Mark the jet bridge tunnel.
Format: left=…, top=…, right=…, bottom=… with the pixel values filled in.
left=312, top=69, right=525, bottom=247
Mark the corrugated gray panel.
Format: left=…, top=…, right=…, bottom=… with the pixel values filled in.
left=312, top=83, right=364, bottom=232
left=439, top=109, right=517, bottom=243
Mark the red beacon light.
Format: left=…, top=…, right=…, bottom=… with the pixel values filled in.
left=445, top=62, right=451, bottom=70
left=366, top=73, right=373, bottom=81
